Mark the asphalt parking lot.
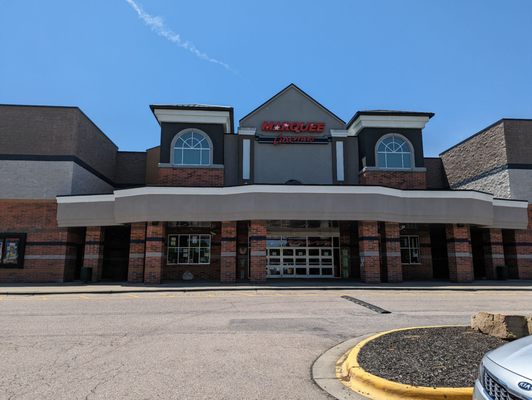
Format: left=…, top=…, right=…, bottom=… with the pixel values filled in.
left=1, top=289, right=531, bottom=399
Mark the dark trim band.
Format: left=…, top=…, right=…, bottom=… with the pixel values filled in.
left=359, top=236, right=380, bottom=241
left=249, top=236, right=267, bottom=241
left=26, top=241, right=80, bottom=247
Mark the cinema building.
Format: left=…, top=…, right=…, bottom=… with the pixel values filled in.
left=1, top=84, right=531, bottom=284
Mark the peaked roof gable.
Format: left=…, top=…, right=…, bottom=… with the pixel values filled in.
left=239, top=83, right=345, bottom=125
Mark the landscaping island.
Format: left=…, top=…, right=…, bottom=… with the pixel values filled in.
left=357, top=326, right=505, bottom=387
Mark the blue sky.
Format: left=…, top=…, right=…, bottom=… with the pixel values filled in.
left=1, top=0, right=531, bottom=156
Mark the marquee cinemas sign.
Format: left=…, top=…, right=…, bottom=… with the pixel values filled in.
left=259, top=121, right=329, bottom=144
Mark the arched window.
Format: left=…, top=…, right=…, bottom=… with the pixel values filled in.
left=171, top=129, right=212, bottom=166
left=376, top=134, right=413, bottom=169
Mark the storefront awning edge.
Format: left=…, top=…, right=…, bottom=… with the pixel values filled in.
left=56, top=186, right=529, bottom=229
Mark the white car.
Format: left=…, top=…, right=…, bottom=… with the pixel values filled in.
left=474, top=335, right=532, bottom=400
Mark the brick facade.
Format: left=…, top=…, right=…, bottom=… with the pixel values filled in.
left=402, top=225, right=434, bottom=280
left=127, top=222, right=146, bottom=283
left=249, top=220, right=267, bottom=282
left=383, top=222, right=402, bottom=282
left=483, top=229, right=505, bottom=280
left=220, top=221, right=237, bottom=282
left=446, top=224, right=474, bottom=282
left=157, top=167, right=224, bottom=187
left=83, top=226, right=104, bottom=282
left=513, top=205, right=532, bottom=279
left=358, top=221, right=381, bottom=283
left=0, top=200, right=79, bottom=283
left=359, top=170, right=427, bottom=189
left=160, top=224, right=221, bottom=281
left=144, top=222, right=165, bottom=284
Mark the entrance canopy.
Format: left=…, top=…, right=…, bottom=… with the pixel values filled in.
left=56, top=185, right=529, bottom=229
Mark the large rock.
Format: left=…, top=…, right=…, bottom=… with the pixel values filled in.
left=471, top=312, right=529, bottom=340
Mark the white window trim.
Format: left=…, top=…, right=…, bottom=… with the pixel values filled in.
left=400, top=234, right=421, bottom=265
left=170, top=128, right=214, bottom=166
left=374, top=133, right=415, bottom=170
left=167, top=234, right=211, bottom=265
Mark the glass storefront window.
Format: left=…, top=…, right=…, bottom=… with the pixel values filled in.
left=267, top=220, right=339, bottom=229
left=167, top=234, right=211, bottom=265
left=400, top=235, right=420, bottom=264
left=265, top=234, right=338, bottom=278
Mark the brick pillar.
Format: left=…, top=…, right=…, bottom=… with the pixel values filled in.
left=514, top=224, right=532, bottom=279
left=128, top=222, right=146, bottom=283
left=249, top=220, right=267, bottom=282
left=384, top=222, right=402, bottom=283
left=358, top=221, right=381, bottom=283
left=446, top=224, right=474, bottom=282
left=144, top=222, right=165, bottom=284
left=483, top=229, right=505, bottom=280
left=220, top=221, right=237, bottom=283
left=84, top=226, right=105, bottom=282
left=419, top=226, right=433, bottom=280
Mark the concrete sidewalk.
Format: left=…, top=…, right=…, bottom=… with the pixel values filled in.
left=1, top=280, right=532, bottom=295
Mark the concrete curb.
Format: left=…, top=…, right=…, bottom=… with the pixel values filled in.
left=312, top=335, right=373, bottom=400
left=339, top=326, right=474, bottom=400
left=2, top=282, right=532, bottom=296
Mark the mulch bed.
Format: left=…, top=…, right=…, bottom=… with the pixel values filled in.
left=357, top=326, right=506, bottom=387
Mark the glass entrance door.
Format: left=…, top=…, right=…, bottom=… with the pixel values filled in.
left=266, top=236, right=338, bottom=278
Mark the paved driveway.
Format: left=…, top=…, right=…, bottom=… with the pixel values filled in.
left=1, top=289, right=531, bottom=399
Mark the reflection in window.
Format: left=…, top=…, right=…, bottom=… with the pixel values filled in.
left=172, top=131, right=211, bottom=166
left=0, top=234, right=26, bottom=267
left=400, top=235, right=420, bottom=264
left=376, top=134, right=413, bottom=169
left=167, top=234, right=211, bottom=265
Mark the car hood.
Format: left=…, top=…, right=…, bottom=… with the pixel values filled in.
left=487, top=335, right=532, bottom=380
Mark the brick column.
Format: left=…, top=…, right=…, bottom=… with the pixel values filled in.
left=446, top=224, right=474, bottom=282
left=249, top=220, right=267, bottom=282
left=84, top=226, right=104, bottom=282
left=220, top=221, right=237, bottom=283
left=128, top=222, right=146, bottom=283
left=514, top=220, right=532, bottom=279
left=383, top=222, right=402, bottom=283
left=419, top=226, right=433, bottom=279
left=358, top=221, right=381, bottom=283
left=483, top=229, right=505, bottom=280
left=144, top=222, right=165, bottom=284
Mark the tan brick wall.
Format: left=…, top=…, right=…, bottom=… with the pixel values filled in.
left=441, top=121, right=507, bottom=189
left=359, top=170, right=427, bottom=189
left=249, top=220, right=267, bottom=282
left=358, top=221, right=381, bottom=283
left=127, top=222, right=146, bottom=283
left=157, top=167, right=224, bottom=187
left=0, top=200, right=73, bottom=283
left=446, top=224, right=474, bottom=282
left=220, top=221, right=237, bottom=282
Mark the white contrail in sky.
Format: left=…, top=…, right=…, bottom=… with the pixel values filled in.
left=125, top=0, right=232, bottom=71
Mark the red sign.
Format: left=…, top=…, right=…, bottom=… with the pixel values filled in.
left=262, top=121, right=325, bottom=133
